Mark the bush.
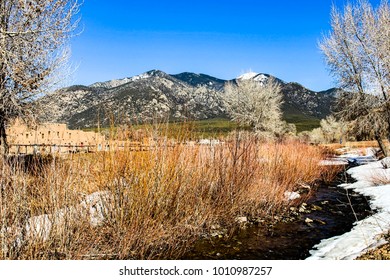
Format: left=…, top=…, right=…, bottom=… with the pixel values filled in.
left=0, top=131, right=337, bottom=259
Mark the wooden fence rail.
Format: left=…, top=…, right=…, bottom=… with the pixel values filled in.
left=9, top=142, right=151, bottom=155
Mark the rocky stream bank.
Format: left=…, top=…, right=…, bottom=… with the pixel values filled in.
left=182, top=170, right=374, bottom=259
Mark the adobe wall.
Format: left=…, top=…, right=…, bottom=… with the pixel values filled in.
left=6, top=120, right=106, bottom=154
left=4, top=119, right=154, bottom=154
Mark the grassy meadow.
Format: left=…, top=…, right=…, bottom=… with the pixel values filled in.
left=0, top=128, right=341, bottom=260
left=86, top=115, right=320, bottom=141
left=85, top=118, right=241, bottom=140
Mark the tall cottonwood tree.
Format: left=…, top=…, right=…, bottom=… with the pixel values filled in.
left=0, top=0, right=80, bottom=154
left=222, top=77, right=284, bottom=138
left=319, top=0, right=390, bottom=155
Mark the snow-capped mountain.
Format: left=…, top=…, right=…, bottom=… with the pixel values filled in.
left=39, top=70, right=225, bottom=128
left=236, top=72, right=285, bottom=84
left=237, top=72, right=268, bottom=82
left=89, top=77, right=133, bottom=89
left=38, top=70, right=337, bottom=129
left=88, top=71, right=161, bottom=89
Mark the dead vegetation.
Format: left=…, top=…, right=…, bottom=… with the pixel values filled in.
left=0, top=131, right=340, bottom=259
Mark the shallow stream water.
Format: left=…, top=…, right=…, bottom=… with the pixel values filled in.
left=182, top=169, right=374, bottom=260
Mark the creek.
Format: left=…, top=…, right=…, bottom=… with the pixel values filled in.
left=182, top=168, right=374, bottom=260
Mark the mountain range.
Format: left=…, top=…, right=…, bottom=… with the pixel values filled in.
left=38, top=70, right=338, bottom=131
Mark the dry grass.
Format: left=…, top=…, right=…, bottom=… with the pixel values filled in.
left=322, top=140, right=381, bottom=150
left=368, top=168, right=390, bottom=186
left=0, top=131, right=339, bottom=259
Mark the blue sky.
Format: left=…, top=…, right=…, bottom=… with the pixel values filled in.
left=70, top=0, right=381, bottom=91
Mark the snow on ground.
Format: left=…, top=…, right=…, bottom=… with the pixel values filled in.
left=320, top=158, right=349, bottom=166
left=320, top=148, right=378, bottom=166
left=307, top=153, right=390, bottom=260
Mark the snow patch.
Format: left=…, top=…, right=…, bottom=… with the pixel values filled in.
left=307, top=157, right=390, bottom=260
left=130, top=72, right=151, bottom=82
left=319, top=158, right=348, bottom=166
left=253, top=74, right=269, bottom=83
left=237, top=72, right=259, bottom=80
left=90, top=77, right=132, bottom=89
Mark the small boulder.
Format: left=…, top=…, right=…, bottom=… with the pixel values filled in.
left=284, top=191, right=301, bottom=201
left=236, top=216, right=248, bottom=224
left=305, top=218, right=313, bottom=224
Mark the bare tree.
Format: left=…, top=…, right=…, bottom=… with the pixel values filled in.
left=222, top=77, right=284, bottom=138
left=322, top=115, right=345, bottom=143
left=0, top=0, right=80, bottom=154
left=319, top=116, right=344, bottom=143
left=319, top=0, right=390, bottom=155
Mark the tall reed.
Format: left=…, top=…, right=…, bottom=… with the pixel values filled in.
left=0, top=131, right=339, bottom=259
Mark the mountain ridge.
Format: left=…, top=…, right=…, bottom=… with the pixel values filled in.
left=38, top=70, right=337, bottom=131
